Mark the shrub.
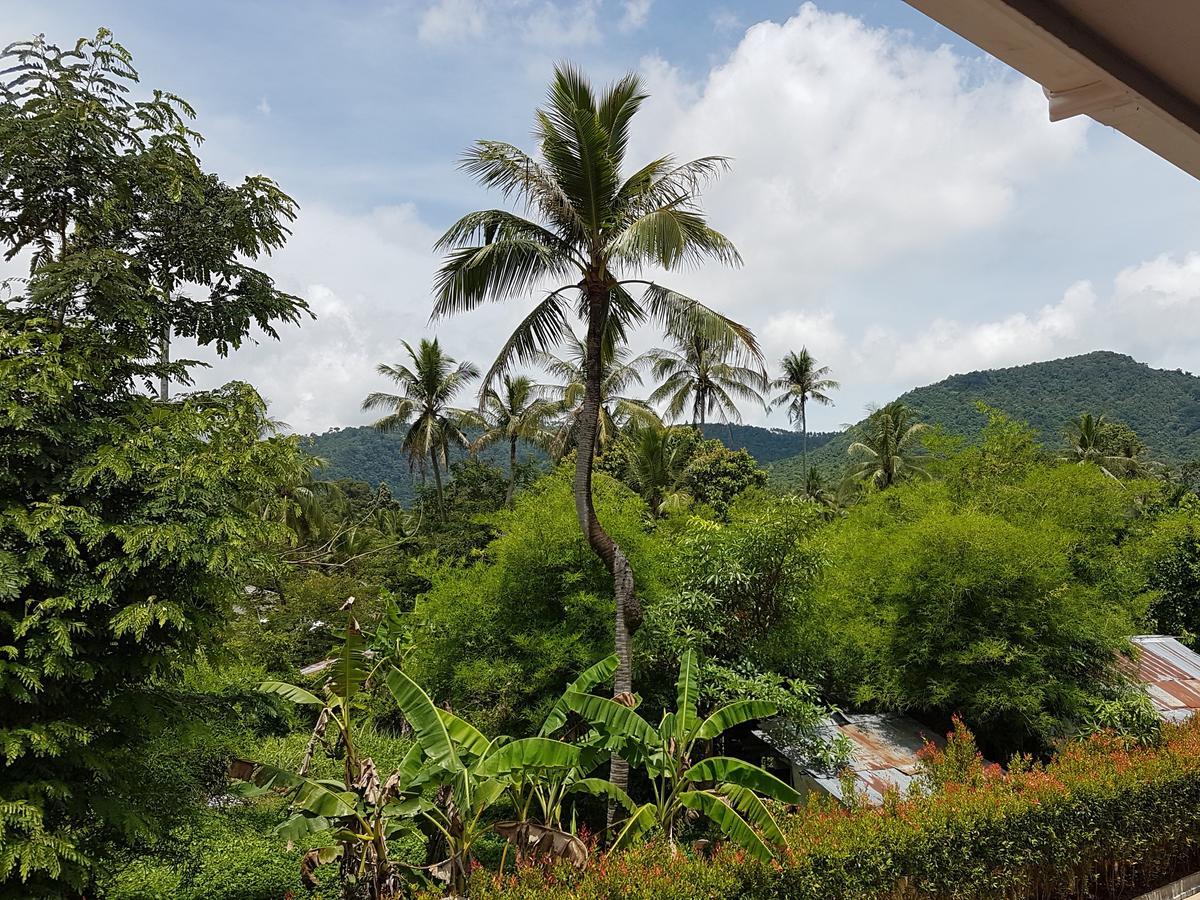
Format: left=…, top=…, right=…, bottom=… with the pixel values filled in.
left=453, top=717, right=1200, bottom=900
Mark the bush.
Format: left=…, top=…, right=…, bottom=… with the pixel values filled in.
left=455, top=717, right=1200, bottom=900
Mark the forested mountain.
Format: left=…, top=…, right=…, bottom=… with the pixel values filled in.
left=772, top=351, right=1200, bottom=485
left=303, top=425, right=546, bottom=503
left=304, top=421, right=839, bottom=500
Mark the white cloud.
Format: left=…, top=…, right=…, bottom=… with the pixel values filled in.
left=256, top=96, right=271, bottom=116
left=524, top=0, right=602, bottom=47
left=619, top=0, right=652, bottom=33
left=630, top=4, right=1088, bottom=322
left=418, top=0, right=487, bottom=44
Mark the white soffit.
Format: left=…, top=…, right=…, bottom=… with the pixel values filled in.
left=905, top=0, right=1200, bottom=181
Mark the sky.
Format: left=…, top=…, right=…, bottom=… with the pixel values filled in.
left=5, top=0, right=1200, bottom=435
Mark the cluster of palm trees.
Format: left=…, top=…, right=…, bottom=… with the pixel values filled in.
left=360, top=331, right=843, bottom=517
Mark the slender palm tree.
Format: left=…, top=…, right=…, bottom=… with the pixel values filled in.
left=645, top=331, right=766, bottom=426
left=361, top=338, right=480, bottom=521
left=770, top=348, right=839, bottom=485
left=470, top=374, right=557, bottom=505
left=431, top=64, right=755, bottom=802
left=536, top=326, right=658, bottom=460
left=1061, top=412, right=1137, bottom=480
left=847, top=401, right=930, bottom=489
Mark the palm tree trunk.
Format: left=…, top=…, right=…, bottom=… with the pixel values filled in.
left=430, top=452, right=446, bottom=522
left=574, top=290, right=640, bottom=832
left=506, top=435, right=517, bottom=507
left=801, top=401, right=808, bottom=487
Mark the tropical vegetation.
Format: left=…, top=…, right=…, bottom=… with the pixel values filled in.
left=9, top=27, right=1200, bottom=900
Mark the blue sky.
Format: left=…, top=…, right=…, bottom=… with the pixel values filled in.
left=5, top=0, right=1200, bottom=433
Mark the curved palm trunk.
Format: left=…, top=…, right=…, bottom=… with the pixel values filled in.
left=430, top=451, right=446, bottom=522
left=801, top=401, right=808, bottom=486
left=506, top=435, right=518, bottom=506
left=574, top=293, right=641, bottom=831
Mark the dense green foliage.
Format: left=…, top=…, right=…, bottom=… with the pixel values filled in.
left=10, top=29, right=1200, bottom=900
left=0, top=31, right=311, bottom=895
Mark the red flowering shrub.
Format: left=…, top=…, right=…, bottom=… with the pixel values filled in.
left=451, top=716, right=1200, bottom=899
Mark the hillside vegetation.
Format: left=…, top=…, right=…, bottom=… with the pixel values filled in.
left=773, top=351, right=1200, bottom=486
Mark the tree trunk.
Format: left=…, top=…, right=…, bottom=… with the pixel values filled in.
left=506, top=435, right=517, bottom=507
left=159, top=314, right=171, bottom=401
left=430, top=452, right=445, bottom=522
left=574, top=288, right=641, bottom=833
left=801, top=401, right=808, bottom=487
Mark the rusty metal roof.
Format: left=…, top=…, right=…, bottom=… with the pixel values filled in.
left=1118, top=636, right=1200, bottom=723
left=757, top=713, right=943, bottom=806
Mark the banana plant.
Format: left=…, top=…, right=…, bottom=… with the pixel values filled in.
left=383, top=666, right=591, bottom=895
left=565, top=649, right=801, bottom=861
left=235, top=608, right=417, bottom=898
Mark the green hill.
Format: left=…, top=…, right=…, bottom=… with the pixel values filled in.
left=699, top=423, right=837, bottom=463
left=301, top=426, right=547, bottom=504
left=303, top=421, right=839, bottom=502
left=770, top=351, right=1200, bottom=486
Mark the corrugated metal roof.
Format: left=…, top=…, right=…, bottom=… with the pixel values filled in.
left=1118, top=635, right=1200, bottom=722
left=756, top=713, right=943, bottom=806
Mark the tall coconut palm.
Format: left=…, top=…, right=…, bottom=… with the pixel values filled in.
left=471, top=374, right=557, bottom=505
left=645, top=332, right=766, bottom=426
left=536, top=326, right=658, bottom=461
left=361, top=338, right=480, bottom=521
left=431, top=64, right=755, bottom=802
left=847, top=401, right=930, bottom=489
left=1061, top=412, right=1137, bottom=479
left=770, top=348, right=838, bottom=485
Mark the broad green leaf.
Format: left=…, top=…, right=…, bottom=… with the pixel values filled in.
left=383, top=667, right=461, bottom=772
left=237, top=762, right=359, bottom=819
left=611, top=802, right=658, bottom=851
left=678, top=790, right=772, bottom=862
left=564, top=691, right=656, bottom=750
left=683, top=756, right=802, bottom=804
left=258, top=680, right=324, bottom=707
left=719, top=783, right=786, bottom=847
left=476, top=737, right=580, bottom=777
left=566, top=777, right=637, bottom=812
left=437, top=708, right=492, bottom=758
left=540, top=654, right=619, bottom=736
left=694, top=700, right=778, bottom=741
left=275, top=812, right=330, bottom=842
left=327, top=622, right=371, bottom=702
left=675, top=649, right=699, bottom=741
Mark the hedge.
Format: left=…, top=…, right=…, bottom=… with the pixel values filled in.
left=463, top=717, right=1200, bottom=900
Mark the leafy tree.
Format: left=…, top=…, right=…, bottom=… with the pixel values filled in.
left=814, top=466, right=1141, bottom=755
left=361, top=339, right=480, bottom=522
left=645, top=332, right=765, bottom=426
left=470, top=374, right=557, bottom=505
left=566, top=649, right=802, bottom=860
left=680, top=442, right=767, bottom=518
left=608, top=421, right=695, bottom=516
left=0, top=30, right=306, bottom=389
left=535, top=327, right=657, bottom=461
left=770, top=348, right=838, bottom=484
left=0, top=31, right=313, bottom=894
left=847, top=401, right=930, bottom=489
left=405, top=468, right=668, bottom=738
left=1137, top=493, right=1200, bottom=646
left=430, top=63, right=756, bottom=803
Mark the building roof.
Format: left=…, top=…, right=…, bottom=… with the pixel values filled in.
left=1118, top=635, right=1200, bottom=723
left=904, top=0, right=1200, bottom=180
left=757, top=712, right=943, bottom=805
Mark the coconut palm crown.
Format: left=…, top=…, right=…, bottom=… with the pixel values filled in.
left=361, top=338, right=479, bottom=520
left=645, top=332, right=767, bottom=426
